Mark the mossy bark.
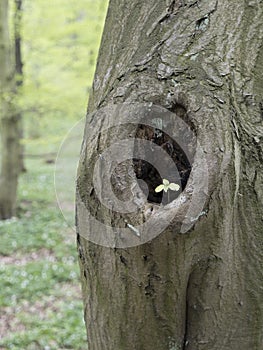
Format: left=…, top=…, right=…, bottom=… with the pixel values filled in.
left=77, top=1, right=263, bottom=349
left=0, top=0, right=21, bottom=219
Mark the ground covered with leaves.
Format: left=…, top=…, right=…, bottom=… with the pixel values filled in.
left=0, top=159, right=87, bottom=350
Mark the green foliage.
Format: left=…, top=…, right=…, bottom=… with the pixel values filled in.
left=155, top=178, right=180, bottom=193
left=0, top=259, right=78, bottom=307
left=19, top=0, right=108, bottom=142
left=1, top=301, right=87, bottom=350
left=0, top=159, right=87, bottom=349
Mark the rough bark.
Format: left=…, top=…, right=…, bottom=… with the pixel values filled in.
left=0, top=0, right=21, bottom=219
left=77, top=1, right=263, bottom=349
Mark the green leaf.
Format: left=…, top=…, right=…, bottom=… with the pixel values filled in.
left=169, top=183, right=180, bottom=191
left=155, top=184, right=164, bottom=193
left=162, top=179, right=169, bottom=186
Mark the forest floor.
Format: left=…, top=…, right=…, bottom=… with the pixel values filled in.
left=0, top=157, right=87, bottom=350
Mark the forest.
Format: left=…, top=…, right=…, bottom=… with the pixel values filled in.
left=1, top=0, right=263, bottom=350
left=0, top=0, right=108, bottom=349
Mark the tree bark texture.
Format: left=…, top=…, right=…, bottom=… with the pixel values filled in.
left=77, top=1, right=263, bottom=349
left=0, top=0, right=21, bottom=219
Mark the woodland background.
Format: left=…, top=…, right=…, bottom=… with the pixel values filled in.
left=0, top=0, right=108, bottom=349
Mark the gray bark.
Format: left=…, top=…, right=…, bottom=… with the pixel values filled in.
left=77, top=1, right=263, bottom=349
left=0, top=0, right=21, bottom=219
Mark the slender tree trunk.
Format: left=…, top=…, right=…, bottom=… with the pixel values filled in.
left=14, top=0, right=25, bottom=173
left=14, top=0, right=23, bottom=81
left=77, top=1, right=263, bottom=349
left=0, top=0, right=21, bottom=219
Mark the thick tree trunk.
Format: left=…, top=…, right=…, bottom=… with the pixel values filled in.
left=0, top=0, right=21, bottom=219
left=77, top=1, right=263, bottom=349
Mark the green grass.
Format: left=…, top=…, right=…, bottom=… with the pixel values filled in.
left=0, top=158, right=87, bottom=350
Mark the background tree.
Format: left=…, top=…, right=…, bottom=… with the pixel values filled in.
left=14, top=0, right=25, bottom=172
left=14, top=0, right=23, bottom=83
left=77, top=1, right=263, bottom=349
left=0, top=0, right=21, bottom=219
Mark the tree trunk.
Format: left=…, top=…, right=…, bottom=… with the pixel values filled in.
left=0, top=0, right=21, bottom=219
left=77, top=1, right=263, bottom=349
left=14, top=0, right=25, bottom=173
